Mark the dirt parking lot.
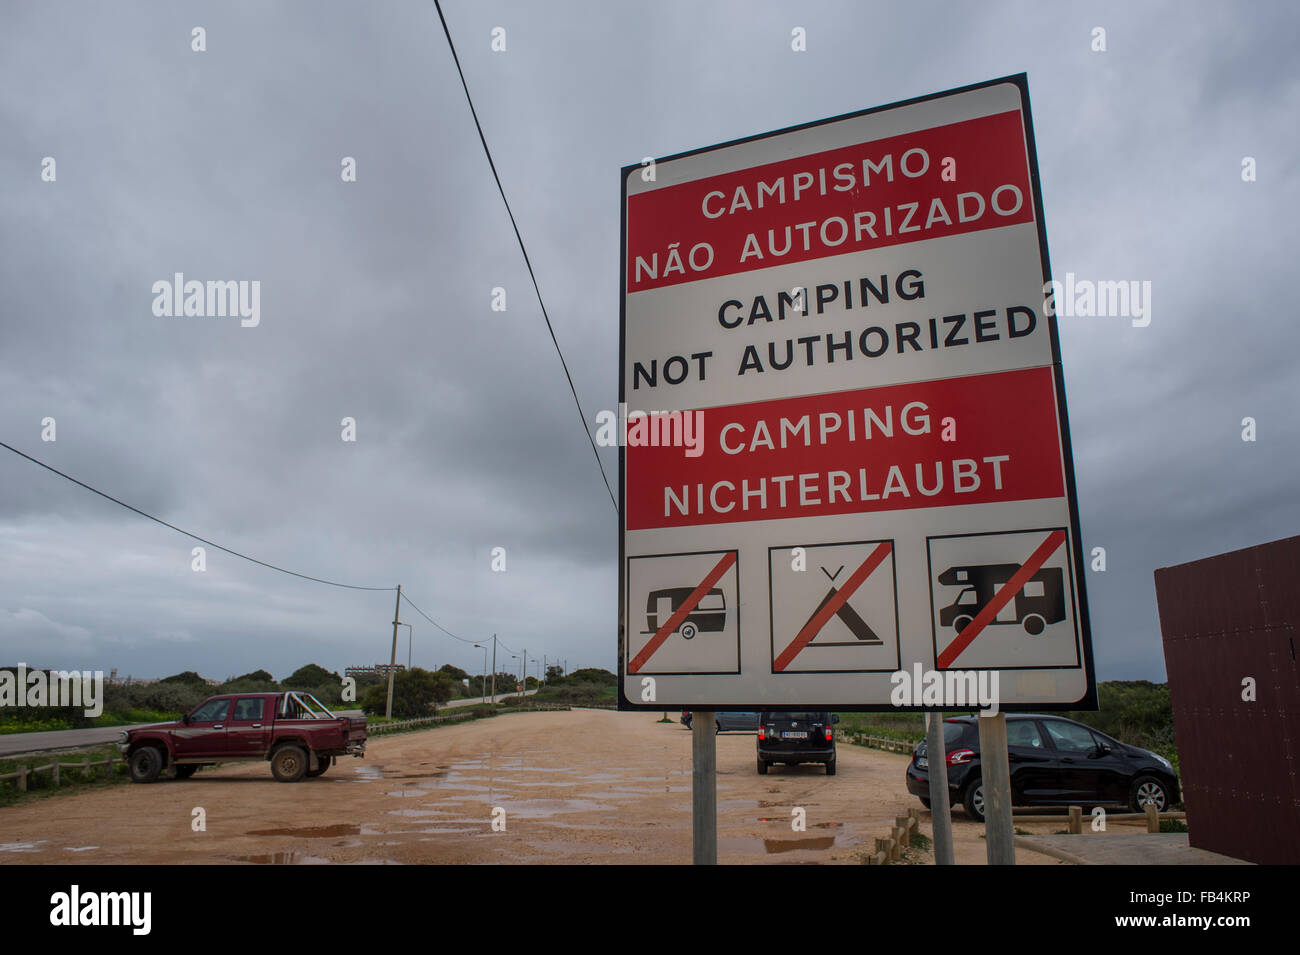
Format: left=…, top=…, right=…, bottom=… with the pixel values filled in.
left=0, top=709, right=1072, bottom=864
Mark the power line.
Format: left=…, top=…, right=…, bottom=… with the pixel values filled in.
left=432, top=0, right=617, bottom=513
left=0, top=440, right=395, bottom=593
left=399, top=591, right=480, bottom=645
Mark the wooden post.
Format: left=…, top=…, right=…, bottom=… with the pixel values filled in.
left=52, top=761, right=59, bottom=786
left=17, top=765, right=27, bottom=792
left=82, top=756, right=91, bottom=778
left=1069, top=805, right=1082, bottom=834
left=104, top=755, right=113, bottom=779
left=895, top=816, right=911, bottom=847
left=1145, top=803, right=1160, bottom=833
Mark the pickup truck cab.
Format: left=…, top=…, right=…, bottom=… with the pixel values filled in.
left=119, top=691, right=367, bottom=783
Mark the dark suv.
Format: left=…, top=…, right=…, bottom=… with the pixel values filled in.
left=905, top=714, right=1180, bottom=820
left=756, top=712, right=839, bottom=775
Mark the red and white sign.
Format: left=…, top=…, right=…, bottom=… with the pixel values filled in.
left=618, top=75, right=1094, bottom=710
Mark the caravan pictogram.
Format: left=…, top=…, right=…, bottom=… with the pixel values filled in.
left=627, top=550, right=740, bottom=675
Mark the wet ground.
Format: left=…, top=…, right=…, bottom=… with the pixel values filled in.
left=0, top=709, right=1063, bottom=864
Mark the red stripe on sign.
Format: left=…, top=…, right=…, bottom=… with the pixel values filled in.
left=935, top=530, right=1066, bottom=669
left=628, top=551, right=736, bottom=674
left=627, top=367, right=1064, bottom=531
left=627, top=110, right=1033, bottom=292
left=774, top=542, right=892, bottom=672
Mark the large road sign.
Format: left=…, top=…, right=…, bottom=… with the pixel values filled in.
left=618, top=74, right=1095, bottom=710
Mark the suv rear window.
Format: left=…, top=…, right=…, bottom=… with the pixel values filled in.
left=762, top=712, right=827, bottom=723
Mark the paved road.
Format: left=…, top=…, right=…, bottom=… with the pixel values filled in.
left=443, top=689, right=537, bottom=709
left=0, top=723, right=166, bottom=757
left=0, top=691, right=538, bottom=756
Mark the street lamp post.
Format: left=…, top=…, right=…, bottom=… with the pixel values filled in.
left=398, top=623, right=413, bottom=670
left=473, top=644, right=488, bottom=701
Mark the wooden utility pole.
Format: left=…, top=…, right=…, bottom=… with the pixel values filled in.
left=489, top=633, right=497, bottom=703
left=385, top=585, right=402, bottom=720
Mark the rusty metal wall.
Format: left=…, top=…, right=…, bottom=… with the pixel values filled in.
left=1154, top=535, right=1300, bottom=865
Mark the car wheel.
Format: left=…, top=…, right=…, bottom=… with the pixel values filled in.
left=825, top=759, right=836, bottom=776
left=953, top=615, right=973, bottom=634
left=757, top=759, right=768, bottom=775
left=271, top=745, right=308, bottom=783
left=173, top=764, right=199, bottom=779
left=1130, top=775, right=1169, bottom=813
left=128, top=746, right=164, bottom=783
left=1023, top=613, right=1046, bottom=636
left=963, top=778, right=985, bottom=820
left=305, top=755, right=333, bottom=778
left=680, top=622, right=698, bottom=640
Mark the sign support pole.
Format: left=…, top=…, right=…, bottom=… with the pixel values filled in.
left=924, top=711, right=956, bottom=865
left=692, top=710, right=717, bottom=864
left=977, top=712, right=1016, bottom=864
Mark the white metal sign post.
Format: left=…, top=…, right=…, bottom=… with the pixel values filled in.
left=619, top=75, right=1094, bottom=862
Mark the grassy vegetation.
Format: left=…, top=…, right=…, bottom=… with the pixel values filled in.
left=500, top=668, right=616, bottom=707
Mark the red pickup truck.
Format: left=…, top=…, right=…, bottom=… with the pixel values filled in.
left=118, top=691, right=367, bottom=783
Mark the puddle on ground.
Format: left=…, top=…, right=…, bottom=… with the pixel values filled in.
left=719, top=799, right=760, bottom=810
left=765, top=836, right=836, bottom=853
left=720, top=835, right=841, bottom=855
left=65, top=846, right=100, bottom=852
left=388, top=809, right=480, bottom=819
left=0, top=841, right=47, bottom=853
left=231, top=852, right=331, bottom=864
left=245, top=824, right=360, bottom=838
left=491, top=798, right=617, bottom=819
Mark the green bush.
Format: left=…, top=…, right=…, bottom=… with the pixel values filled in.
left=360, top=668, right=457, bottom=718
left=283, top=664, right=340, bottom=689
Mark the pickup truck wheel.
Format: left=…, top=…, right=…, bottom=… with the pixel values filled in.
left=757, top=758, right=768, bottom=775
left=173, top=765, right=199, bottom=779
left=128, top=746, right=164, bottom=783
left=271, top=745, right=308, bottom=782
left=305, top=756, right=333, bottom=778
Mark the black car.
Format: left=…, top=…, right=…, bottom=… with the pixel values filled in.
left=905, top=714, right=1180, bottom=820
left=757, top=711, right=839, bottom=775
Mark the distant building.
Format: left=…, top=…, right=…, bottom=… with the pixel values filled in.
left=345, top=664, right=407, bottom=678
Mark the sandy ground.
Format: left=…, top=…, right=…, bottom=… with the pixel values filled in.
left=0, top=709, right=1076, bottom=865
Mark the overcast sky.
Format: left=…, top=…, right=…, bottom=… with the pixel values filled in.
left=1, top=1, right=1296, bottom=686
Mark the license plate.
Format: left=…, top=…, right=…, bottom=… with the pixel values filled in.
left=782, top=731, right=807, bottom=739
left=917, top=757, right=929, bottom=769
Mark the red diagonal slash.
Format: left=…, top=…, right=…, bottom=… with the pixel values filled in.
left=936, top=529, right=1066, bottom=669
left=774, top=542, right=892, bottom=672
left=628, top=551, right=736, bottom=673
